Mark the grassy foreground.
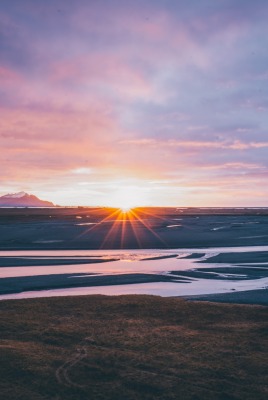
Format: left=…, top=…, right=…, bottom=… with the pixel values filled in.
left=0, top=295, right=268, bottom=400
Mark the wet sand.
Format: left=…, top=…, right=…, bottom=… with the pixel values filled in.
left=0, top=207, right=268, bottom=250
left=0, top=248, right=268, bottom=303
left=198, top=251, right=268, bottom=264
left=0, top=257, right=118, bottom=267
left=187, top=288, right=268, bottom=305
left=0, top=273, right=187, bottom=295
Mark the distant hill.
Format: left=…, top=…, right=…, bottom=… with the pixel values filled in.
left=0, top=192, right=55, bottom=207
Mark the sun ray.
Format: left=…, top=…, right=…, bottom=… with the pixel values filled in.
left=130, top=209, right=168, bottom=247
left=72, top=208, right=121, bottom=242
left=124, top=210, right=143, bottom=248
left=100, top=209, right=130, bottom=249
left=127, top=215, right=144, bottom=248
left=120, top=211, right=128, bottom=248
left=71, top=205, right=168, bottom=249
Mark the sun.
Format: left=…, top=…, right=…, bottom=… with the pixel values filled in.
left=109, top=186, right=148, bottom=210
left=120, top=206, right=132, bottom=213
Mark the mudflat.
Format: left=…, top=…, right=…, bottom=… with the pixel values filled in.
left=0, top=207, right=268, bottom=300
left=0, top=207, right=268, bottom=249
left=187, top=288, right=268, bottom=305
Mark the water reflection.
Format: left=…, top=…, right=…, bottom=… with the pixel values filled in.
left=1, top=246, right=268, bottom=300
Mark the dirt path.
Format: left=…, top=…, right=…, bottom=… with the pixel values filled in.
left=55, top=344, right=88, bottom=388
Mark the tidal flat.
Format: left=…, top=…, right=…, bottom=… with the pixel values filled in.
left=1, top=248, right=268, bottom=303
left=0, top=207, right=268, bottom=250
left=0, top=208, right=268, bottom=302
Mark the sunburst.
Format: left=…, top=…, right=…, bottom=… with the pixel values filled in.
left=73, top=205, right=167, bottom=249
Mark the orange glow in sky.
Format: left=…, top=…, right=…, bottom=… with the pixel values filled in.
left=1, top=1, right=268, bottom=207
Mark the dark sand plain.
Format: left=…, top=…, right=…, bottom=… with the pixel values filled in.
left=0, top=207, right=268, bottom=249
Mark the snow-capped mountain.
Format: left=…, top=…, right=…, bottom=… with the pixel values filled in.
left=0, top=192, right=55, bottom=207
left=2, top=191, right=27, bottom=199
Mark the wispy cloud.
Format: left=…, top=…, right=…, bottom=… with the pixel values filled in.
left=121, top=138, right=268, bottom=150
left=1, top=1, right=268, bottom=205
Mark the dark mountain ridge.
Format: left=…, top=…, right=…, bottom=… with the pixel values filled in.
left=0, top=192, right=54, bottom=207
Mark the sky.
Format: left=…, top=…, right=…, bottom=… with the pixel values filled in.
left=1, top=0, right=268, bottom=207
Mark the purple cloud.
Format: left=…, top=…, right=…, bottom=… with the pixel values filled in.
left=1, top=0, right=268, bottom=205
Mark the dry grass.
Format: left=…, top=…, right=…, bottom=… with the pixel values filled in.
left=0, top=295, right=268, bottom=400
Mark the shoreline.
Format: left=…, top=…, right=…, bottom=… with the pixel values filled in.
left=0, top=208, right=267, bottom=305
left=1, top=277, right=267, bottom=305
left=0, top=247, right=268, bottom=304
left=186, top=288, right=268, bottom=306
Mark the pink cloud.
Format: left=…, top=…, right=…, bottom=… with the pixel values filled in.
left=0, top=66, right=22, bottom=84
left=70, top=5, right=212, bottom=74
left=0, top=104, right=122, bottom=184
left=121, top=138, right=268, bottom=151
left=49, top=54, right=153, bottom=99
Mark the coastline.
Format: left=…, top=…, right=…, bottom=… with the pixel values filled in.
left=186, top=288, right=268, bottom=306
left=0, top=247, right=268, bottom=303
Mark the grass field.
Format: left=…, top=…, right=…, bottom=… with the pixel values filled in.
left=1, top=295, right=268, bottom=400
